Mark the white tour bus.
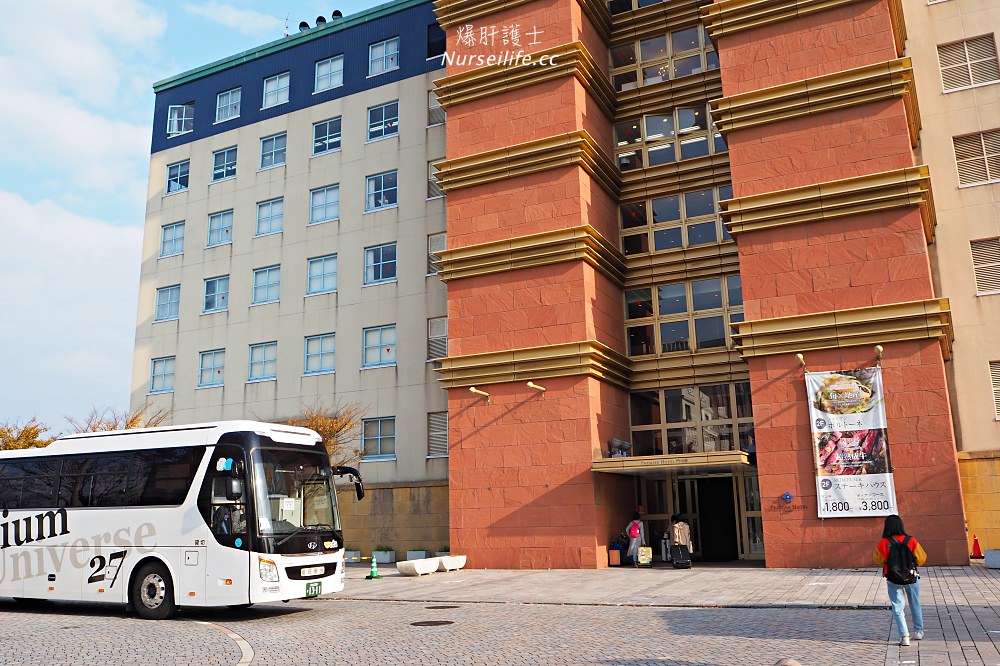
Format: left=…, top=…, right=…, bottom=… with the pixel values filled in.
left=0, top=420, right=364, bottom=619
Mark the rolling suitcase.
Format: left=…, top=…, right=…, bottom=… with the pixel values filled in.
left=637, top=546, right=653, bottom=567
left=670, top=543, right=692, bottom=569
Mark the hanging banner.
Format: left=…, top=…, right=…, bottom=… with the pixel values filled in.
left=806, top=367, right=898, bottom=518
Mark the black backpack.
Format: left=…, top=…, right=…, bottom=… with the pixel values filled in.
left=885, top=535, right=918, bottom=585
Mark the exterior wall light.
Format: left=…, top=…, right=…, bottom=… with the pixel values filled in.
left=526, top=381, right=547, bottom=393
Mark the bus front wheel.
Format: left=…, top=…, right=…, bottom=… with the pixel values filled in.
left=130, top=562, right=177, bottom=620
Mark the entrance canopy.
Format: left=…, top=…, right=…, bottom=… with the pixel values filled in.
left=592, top=450, right=752, bottom=477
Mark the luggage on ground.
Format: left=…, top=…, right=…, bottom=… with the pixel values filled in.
left=670, top=543, right=692, bottom=569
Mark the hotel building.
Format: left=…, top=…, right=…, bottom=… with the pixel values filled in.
left=134, top=0, right=1000, bottom=567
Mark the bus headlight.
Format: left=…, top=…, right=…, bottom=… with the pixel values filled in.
left=258, top=557, right=279, bottom=582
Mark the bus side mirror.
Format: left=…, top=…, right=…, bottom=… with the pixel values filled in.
left=225, top=477, right=244, bottom=501
left=333, top=466, right=365, bottom=500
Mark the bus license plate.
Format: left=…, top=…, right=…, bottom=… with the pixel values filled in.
left=305, top=582, right=321, bottom=597
left=301, top=566, right=324, bottom=577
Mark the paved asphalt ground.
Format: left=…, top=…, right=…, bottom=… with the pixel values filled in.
left=1, top=563, right=998, bottom=666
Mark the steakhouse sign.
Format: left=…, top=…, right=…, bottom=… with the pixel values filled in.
left=806, top=368, right=898, bottom=518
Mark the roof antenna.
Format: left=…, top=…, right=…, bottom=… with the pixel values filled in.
left=283, top=13, right=290, bottom=36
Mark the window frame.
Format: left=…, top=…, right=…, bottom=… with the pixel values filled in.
left=255, top=197, right=284, bottom=236
left=150, top=356, right=176, bottom=393
left=362, top=324, right=397, bottom=368
left=207, top=209, right=234, bottom=247
left=160, top=221, right=185, bottom=258
left=215, top=88, right=241, bottom=123
left=203, top=275, right=230, bottom=313
left=248, top=342, right=278, bottom=382
left=369, top=37, right=400, bottom=77
left=307, top=254, right=338, bottom=295
left=427, top=411, right=449, bottom=458
left=198, top=349, right=226, bottom=387
left=166, top=103, right=194, bottom=137
left=166, top=160, right=190, bottom=194
left=953, top=129, right=1000, bottom=187
left=367, top=101, right=400, bottom=141
left=971, top=238, right=1000, bottom=296
left=427, top=232, right=446, bottom=275
left=615, top=104, right=726, bottom=173
left=619, top=184, right=733, bottom=257
left=212, top=146, right=238, bottom=182
left=609, top=26, right=717, bottom=93
left=310, top=184, right=340, bottom=224
left=362, top=417, right=396, bottom=460
left=262, top=71, right=291, bottom=108
left=312, top=117, right=342, bottom=155
left=364, top=242, right=398, bottom=285
left=304, top=333, right=336, bottom=375
left=937, top=35, right=1000, bottom=93
left=260, top=132, right=287, bottom=170
left=365, top=170, right=398, bottom=211
left=314, top=55, right=345, bottom=93
left=154, top=285, right=181, bottom=322
left=427, top=316, right=447, bottom=364
left=251, top=265, right=281, bottom=305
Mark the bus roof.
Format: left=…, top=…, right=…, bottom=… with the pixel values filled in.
left=1, top=420, right=321, bottom=459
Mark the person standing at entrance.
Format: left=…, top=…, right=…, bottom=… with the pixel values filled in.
left=873, top=514, right=927, bottom=646
left=625, top=512, right=645, bottom=567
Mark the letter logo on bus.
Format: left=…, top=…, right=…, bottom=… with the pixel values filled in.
left=0, top=508, right=70, bottom=550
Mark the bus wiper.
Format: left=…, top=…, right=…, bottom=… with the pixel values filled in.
left=274, top=524, right=333, bottom=546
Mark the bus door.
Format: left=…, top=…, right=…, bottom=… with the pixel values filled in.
left=199, top=445, right=251, bottom=605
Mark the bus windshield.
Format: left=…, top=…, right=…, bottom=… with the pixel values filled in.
left=251, top=448, right=341, bottom=536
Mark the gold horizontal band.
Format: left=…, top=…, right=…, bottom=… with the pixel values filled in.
left=593, top=450, right=750, bottom=473
left=722, top=165, right=936, bottom=242
left=434, top=0, right=612, bottom=40
left=578, top=0, right=614, bottom=42
left=701, top=0, right=905, bottom=56
left=435, top=129, right=620, bottom=196
left=438, top=224, right=626, bottom=284
left=611, top=0, right=709, bottom=45
left=616, top=69, right=723, bottom=121
left=434, top=41, right=616, bottom=118
left=619, top=152, right=731, bottom=201
left=630, top=349, right=748, bottom=390
left=734, top=298, right=953, bottom=360
left=711, top=58, right=919, bottom=146
left=624, top=241, right=740, bottom=288
left=437, top=340, right=632, bottom=389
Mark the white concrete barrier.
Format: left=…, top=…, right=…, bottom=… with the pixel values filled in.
left=396, top=557, right=441, bottom=576
left=437, top=555, right=467, bottom=572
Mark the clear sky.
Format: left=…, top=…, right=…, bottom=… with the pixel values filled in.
left=0, top=0, right=380, bottom=435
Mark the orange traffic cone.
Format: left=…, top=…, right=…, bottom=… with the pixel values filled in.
left=971, top=534, right=984, bottom=559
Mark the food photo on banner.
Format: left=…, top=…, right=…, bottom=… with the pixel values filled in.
left=805, top=368, right=899, bottom=518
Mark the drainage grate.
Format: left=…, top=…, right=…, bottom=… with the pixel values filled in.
left=411, top=620, right=455, bottom=627
left=425, top=605, right=459, bottom=610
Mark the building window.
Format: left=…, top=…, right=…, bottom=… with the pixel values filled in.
left=199, top=349, right=225, bottom=387
left=260, top=133, right=287, bottom=169
left=166, top=160, right=189, bottom=194
left=166, top=103, right=194, bottom=136
left=313, top=117, right=342, bottom=155
left=627, top=382, right=754, bottom=456
left=954, top=129, right=1000, bottom=186
left=619, top=184, right=733, bottom=256
left=362, top=417, right=396, bottom=460
left=307, top=254, right=338, bottom=294
left=938, top=35, right=1000, bottom=92
left=256, top=198, right=284, bottom=236
left=428, top=90, right=446, bottom=126
left=216, top=88, right=241, bottom=122
left=427, top=232, right=446, bottom=274
left=427, top=24, right=446, bottom=60
left=212, top=146, right=237, bottom=181
left=207, top=210, right=234, bottom=246
left=428, top=412, right=448, bottom=457
left=310, top=185, right=340, bottom=224
left=150, top=356, right=175, bottom=393
left=428, top=161, right=443, bottom=199
left=992, top=361, right=1000, bottom=418
left=369, top=37, right=400, bottom=76
left=368, top=101, right=399, bottom=140
left=365, top=243, right=397, bottom=285
left=428, top=317, right=447, bottom=364
left=610, top=26, right=717, bottom=92
left=363, top=325, right=397, bottom=367
left=972, top=238, right=1000, bottom=295
left=315, top=55, right=344, bottom=92
left=203, top=275, right=229, bottom=313
left=366, top=170, right=398, bottom=210
left=262, top=72, right=290, bottom=108
left=252, top=266, right=281, bottom=304
left=160, top=221, right=185, bottom=257
left=155, top=285, right=181, bottom=321
left=304, top=333, right=336, bottom=374
left=248, top=342, right=277, bottom=381
left=625, top=274, right=743, bottom=356
left=615, top=104, right=726, bottom=172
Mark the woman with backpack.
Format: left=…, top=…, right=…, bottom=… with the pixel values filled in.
left=873, top=514, right=927, bottom=646
left=625, top=512, right=645, bottom=568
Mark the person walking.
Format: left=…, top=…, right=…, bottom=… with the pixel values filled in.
left=873, top=514, right=927, bottom=646
left=625, top=512, right=645, bottom=567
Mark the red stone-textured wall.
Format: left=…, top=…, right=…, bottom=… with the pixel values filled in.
left=713, top=0, right=968, bottom=566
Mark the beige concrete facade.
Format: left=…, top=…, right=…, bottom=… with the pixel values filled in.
left=903, top=0, right=1000, bottom=453
left=132, top=69, right=450, bottom=492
